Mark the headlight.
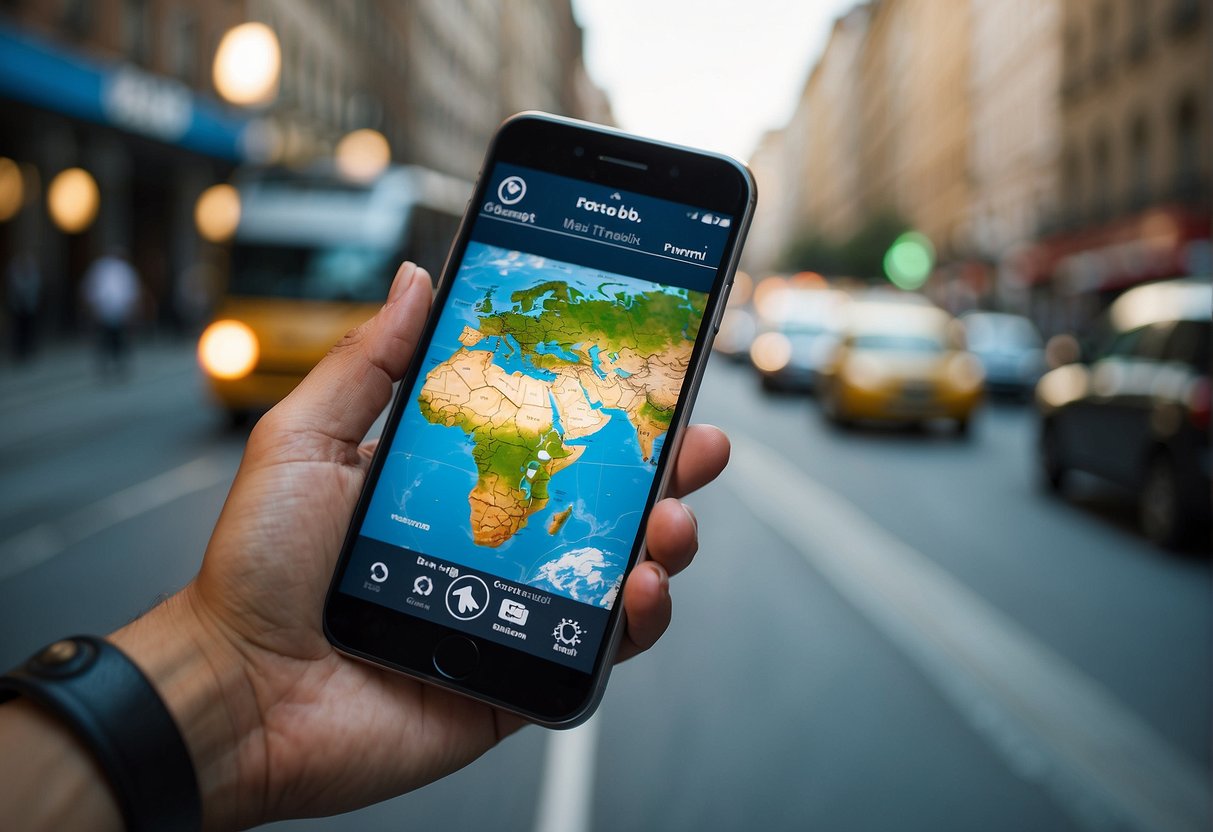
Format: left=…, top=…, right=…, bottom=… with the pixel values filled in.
left=845, top=355, right=886, bottom=390
left=198, top=319, right=259, bottom=380
left=750, top=332, right=792, bottom=373
left=946, top=353, right=985, bottom=391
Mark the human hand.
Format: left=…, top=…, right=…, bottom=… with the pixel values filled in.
left=111, top=262, right=730, bottom=829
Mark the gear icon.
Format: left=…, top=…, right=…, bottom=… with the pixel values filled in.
left=553, top=619, right=583, bottom=646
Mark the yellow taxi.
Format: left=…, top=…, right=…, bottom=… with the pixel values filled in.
left=817, top=300, right=984, bottom=435
left=196, top=166, right=468, bottom=422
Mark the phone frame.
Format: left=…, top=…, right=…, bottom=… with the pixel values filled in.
left=324, top=112, right=756, bottom=727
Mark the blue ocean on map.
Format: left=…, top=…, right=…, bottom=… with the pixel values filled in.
left=360, top=241, right=702, bottom=609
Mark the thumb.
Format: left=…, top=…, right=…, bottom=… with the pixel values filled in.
left=265, top=261, right=432, bottom=451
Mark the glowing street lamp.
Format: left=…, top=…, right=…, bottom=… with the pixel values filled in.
left=195, top=184, right=241, bottom=242
left=0, top=157, right=24, bottom=222
left=47, top=167, right=99, bottom=234
left=883, top=231, right=935, bottom=290
left=213, top=22, right=281, bottom=107
left=335, top=129, right=391, bottom=182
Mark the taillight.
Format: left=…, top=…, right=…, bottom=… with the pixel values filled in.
left=1188, top=377, right=1211, bottom=431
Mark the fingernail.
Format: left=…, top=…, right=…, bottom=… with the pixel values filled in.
left=387, top=262, right=417, bottom=305
left=651, top=561, right=669, bottom=592
left=681, top=503, right=698, bottom=534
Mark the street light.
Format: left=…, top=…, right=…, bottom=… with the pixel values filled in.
left=213, top=22, right=281, bottom=107
left=334, top=129, right=391, bottom=182
left=195, top=184, right=241, bottom=243
left=0, top=157, right=23, bottom=222
left=47, top=167, right=99, bottom=234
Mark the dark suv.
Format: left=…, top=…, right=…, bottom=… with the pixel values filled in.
left=1036, top=277, right=1211, bottom=549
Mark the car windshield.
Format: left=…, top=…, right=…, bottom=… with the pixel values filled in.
left=851, top=333, right=945, bottom=353
left=965, top=315, right=1042, bottom=350
left=228, top=243, right=394, bottom=303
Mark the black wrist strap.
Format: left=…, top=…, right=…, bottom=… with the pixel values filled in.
left=0, top=636, right=202, bottom=832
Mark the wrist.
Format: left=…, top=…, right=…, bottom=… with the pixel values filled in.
left=110, top=587, right=267, bottom=831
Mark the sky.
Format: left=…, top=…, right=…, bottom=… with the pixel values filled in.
left=573, top=0, right=856, bottom=162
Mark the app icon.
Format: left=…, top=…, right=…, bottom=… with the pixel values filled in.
left=497, top=175, right=527, bottom=205
left=445, top=574, right=490, bottom=621
left=498, top=598, right=529, bottom=626
left=553, top=618, right=583, bottom=647
left=412, top=575, right=434, bottom=596
left=369, top=562, right=389, bottom=583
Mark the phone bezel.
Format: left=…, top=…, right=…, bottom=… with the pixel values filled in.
left=323, top=112, right=756, bottom=726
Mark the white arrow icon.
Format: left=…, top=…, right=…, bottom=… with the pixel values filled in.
left=445, top=575, right=489, bottom=620
left=452, top=586, right=479, bottom=615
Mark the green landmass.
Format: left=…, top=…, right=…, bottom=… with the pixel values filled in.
left=479, top=280, right=706, bottom=357
left=639, top=398, right=675, bottom=430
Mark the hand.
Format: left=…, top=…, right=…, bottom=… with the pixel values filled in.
left=111, top=262, right=730, bottom=829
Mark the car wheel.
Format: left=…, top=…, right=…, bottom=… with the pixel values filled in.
left=821, top=383, right=851, bottom=428
left=1039, top=421, right=1067, bottom=493
left=1140, top=453, right=1190, bottom=549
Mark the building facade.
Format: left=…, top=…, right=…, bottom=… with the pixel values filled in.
left=967, top=0, right=1063, bottom=312
left=0, top=0, right=608, bottom=343
left=1026, top=0, right=1212, bottom=333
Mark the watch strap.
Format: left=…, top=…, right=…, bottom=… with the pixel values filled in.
left=0, top=635, right=202, bottom=832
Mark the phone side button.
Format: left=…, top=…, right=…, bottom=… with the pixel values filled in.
left=432, top=635, right=480, bottom=681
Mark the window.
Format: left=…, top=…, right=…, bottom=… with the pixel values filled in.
left=1162, top=320, right=1211, bottom=370
left=123, top=0, right=149, bottom=65
left=1129, top=115, right=1150, bottom=207
left=1092, top=130, right=1112, bottom=219
left=1174, top=94, right=1200, bottom=194
left=169, top=11, right=197, bottom=83
left=1127, top=0, right=1150, bottom=60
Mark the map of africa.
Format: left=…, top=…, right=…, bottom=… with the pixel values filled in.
left=360, top=242, right=706, bottom=608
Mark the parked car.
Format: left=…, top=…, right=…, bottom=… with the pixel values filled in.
left=748, top=288, right=847, bottom=391
left=961, top=311, right=1045, bottom=397
left=1035, top=276, right=1211, bottom=549
left=817, top=301, right=984, bottom=434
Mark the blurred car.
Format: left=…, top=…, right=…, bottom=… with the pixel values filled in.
left=1035, top=276, right=1211, bottom=549
left=748, top=288, right=847, bottom=391
left=817, top=302, right=984, bottom=434
left=713, top=307, right=758, bottom=362
left=961, top=311, right=1046, bottom=397
left=197, top=165, right=469, bottom=422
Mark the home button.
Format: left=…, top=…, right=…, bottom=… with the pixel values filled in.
left=433, top=635, right=479, bottom=680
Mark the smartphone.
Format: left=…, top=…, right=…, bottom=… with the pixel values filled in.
left=324, top=112, right=756, bottom=727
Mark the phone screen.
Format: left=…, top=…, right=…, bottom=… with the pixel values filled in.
left=335, top=161, right=736, bottom=673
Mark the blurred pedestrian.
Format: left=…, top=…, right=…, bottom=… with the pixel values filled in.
left=5, top=250, right=41, bottom=362
left=81, top=247, right=140, bottom=379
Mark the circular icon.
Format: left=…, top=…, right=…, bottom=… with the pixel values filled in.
left=445, top=575, right=490, bottom=621
left=553, top=619, right=583, bottom=646
left=497, top=175, right=527, bottom=205
left=369, top=562, right=389, bottom=583
left=412, top=575, right=434, bottom=596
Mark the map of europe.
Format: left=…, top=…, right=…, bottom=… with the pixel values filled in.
left=360, top=242, right=707, bottom=609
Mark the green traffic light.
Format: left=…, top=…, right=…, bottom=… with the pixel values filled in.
left=883, top=231, right=935, bottom=290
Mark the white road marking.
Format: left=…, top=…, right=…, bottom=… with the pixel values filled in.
left=0, top=456, right=232, bottom=582
left=727, top=434, right=1209, bottom=832
left=533, top=713, right=601, bottom=832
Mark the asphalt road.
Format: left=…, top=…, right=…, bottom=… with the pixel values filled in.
left=0, top=342, right=1208, bottom=831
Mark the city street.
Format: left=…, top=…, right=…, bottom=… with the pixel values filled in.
left=0, top=344, right=1207, bottom=832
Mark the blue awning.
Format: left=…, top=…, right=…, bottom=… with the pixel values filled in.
left=0, top=22, right=251, bottom=161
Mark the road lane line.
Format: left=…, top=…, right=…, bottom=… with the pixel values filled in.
left=0, top=456, right=231, bottom=582
left=727, top=434, right=1209, bottom=832
left=533, top=713, right=600, bottom=832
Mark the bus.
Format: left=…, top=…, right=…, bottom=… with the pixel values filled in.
left=197, top=165, right=470, bottom=421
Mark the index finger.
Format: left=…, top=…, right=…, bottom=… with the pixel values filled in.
left=665, top=424, right=730, bottom=499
